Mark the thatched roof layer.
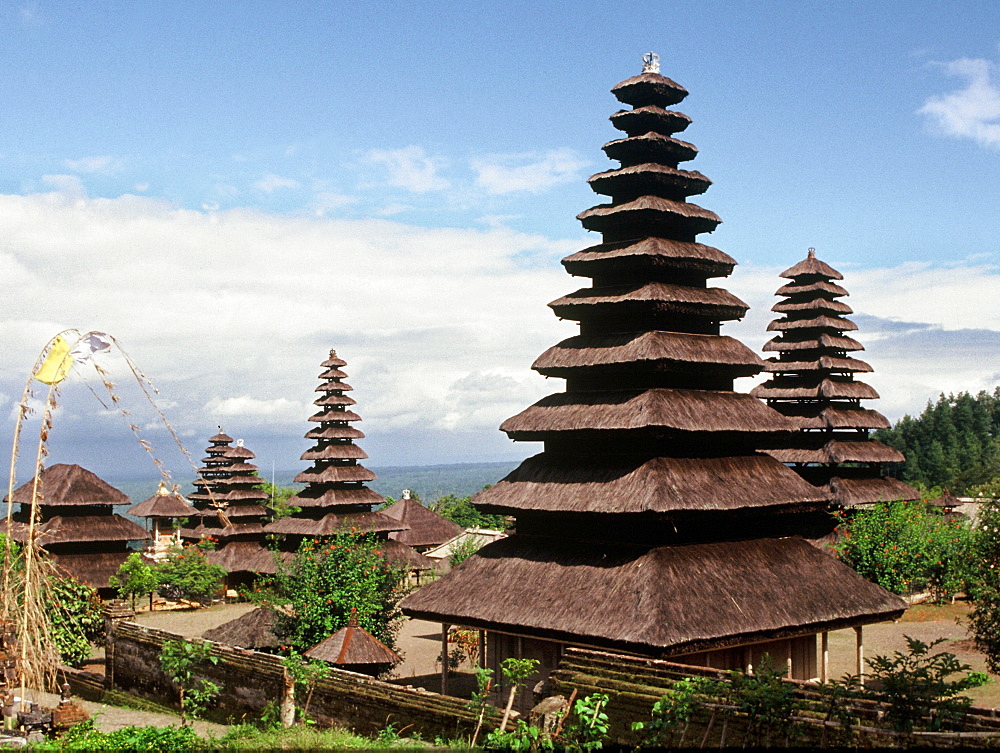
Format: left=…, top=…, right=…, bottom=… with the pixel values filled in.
left=751, top=379, right=879, bottom=401
left=501, top=389, right=800, bottom=436
left=781, top=253, right=844, bottom=280
left=474, top=452, right=828, bottom=514
left=203, top=607, right=280, bottom=649
left=611, top=72, right=689, bottom=107
left=289, top=486, right=384, bottom=508
left=381, top=538, right=437, bottom=570
left=602, top=132, right=698, bottom=164
left=562, top=237, right=735, bottom=277
left=382, top=496, right=463, bottom=548
left=9, top=464, right=129, bottom=507
left=549, top=282, right=748, bottom=321
left=50, top=551, right=135, bottom=589
left=609, top=106, right=692, bottom=135
left=402, top=536, right=905, bottom=656
left=765, top=441, right=905, bottom=465
left=578, top=195, right=721, bottom=234
left=305, top=623, right=400, bottom=666
left=21, top=515, right=150, bottom=546
left=206, top=540, right=280, bottom=574
left=827, top=477, right=921, bottom=506
left=264, top=510, right=405, bottom=536
left=128, top=488, right=196, bottom=519
left=764, top=356, right=872, bottom=374
left=588, top=162, right=710, bottom=197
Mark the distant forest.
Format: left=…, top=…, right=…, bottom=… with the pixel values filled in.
left=876, top=389, right=1000, bottom=495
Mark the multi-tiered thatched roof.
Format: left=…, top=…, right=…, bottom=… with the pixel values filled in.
left=264, top=352, right=405, bottom=548
left=403, top=57, right=906, bottom=656
left=752, top=249, right=919, bottom=507
left=7, top=464, right=149, bottom=589
left=182, top=433, right=275, bottom=576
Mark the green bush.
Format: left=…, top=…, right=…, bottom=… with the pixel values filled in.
left=30, top=720, right=200, bottom=751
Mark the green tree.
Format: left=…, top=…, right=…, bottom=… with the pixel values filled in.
left=110, top=552, right=158, bottom=609
left=47, top=573, right=104, bottom=667
left=432, top=491, right=507, bottom=530
left=158, top=639, right=221, bottom=724
left=155, top=543, right=226, bottom=605
left=261, top=482, right=302, bottom=522
left=251, top=530, right=405, bottom=653
left=968, top=496, right=1000, bottom=671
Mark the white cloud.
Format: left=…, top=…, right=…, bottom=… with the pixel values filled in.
left=40, top=174, right=86, bottom=196
left=364, top=146, right=449, bottom=192
left=310, top=191, right=354, bottom=216
left=205, top=396, right=305, bottom=421
left=472, top=148, right=589, bottom=195
left=63, top=155, right=121, bottom=174
left=253, top=173, right=300, bottom=192
left=919, top=57, right=1000, bottom=148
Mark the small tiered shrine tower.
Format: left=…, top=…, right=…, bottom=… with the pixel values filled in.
left=403, top=56, right=906, bottom=695
left=7, top=464, right=149, bottom=594
left=264, top=351, right=405, bottom=550
left=183, top=432, right=274, bottom=588
left=752, top=249, right=920, bottom=507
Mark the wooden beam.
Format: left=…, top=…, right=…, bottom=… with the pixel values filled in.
left=441, top=623, right=449, bottom=695
left=821, top=631, right=829, bottom=683
left=854, top=626, right=864, bottom=687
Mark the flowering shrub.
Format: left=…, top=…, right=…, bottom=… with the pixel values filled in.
left=155, top=543, right=227, bottom=605
left=835, top=501, right=974, bottom=599
left=252, top=530, right=405, bottom=654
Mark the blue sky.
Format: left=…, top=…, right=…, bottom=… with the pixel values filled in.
left=2, top=1, right=1000, bottom=482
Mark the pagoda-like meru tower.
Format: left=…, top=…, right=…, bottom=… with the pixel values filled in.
left=183, top=432, right=274, bottom=587
left=264, top=351, right=405, bottom=551
left=403, top=55, right=906, bottom=693
left=751, top=249, right=920, bottom=507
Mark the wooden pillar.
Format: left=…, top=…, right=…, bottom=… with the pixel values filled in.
left=786, top=640, right=793, bottom=679
left=478, top=630, right=487, bottom=669
left=744, top=646, right=753, bottom=675
left=821, top=632, right=829, bottom=683
left=441, top=623, right=450, bottom=695
left=854, top=626, right=864, bottom=686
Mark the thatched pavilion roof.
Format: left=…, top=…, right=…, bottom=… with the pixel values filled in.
left=304, top=616, right=400, bottom=667
left=50, top=551, right=136, bottom=590
left=382, top=494, right=462, bottom=549
left=8, top=464, right=129, bottom=507
left=403, top=535, right=905, bottom=657
left=128, top=483, right=195, bottom=519
left=203, top=607, right=280, bottom=650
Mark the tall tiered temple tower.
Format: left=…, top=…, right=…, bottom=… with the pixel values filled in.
left=264, top=351, right=405, bottom=550
left=752, top=249, right=920, bottom=506
left=403, top=56, right=905, bottom=689
left=183, top=432, right=274, bottom=588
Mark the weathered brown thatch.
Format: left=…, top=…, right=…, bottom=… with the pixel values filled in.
left=128, top=488, right=196, bottom=519
left=304, top=622, right=400, bottom=667
left=767, top=315, right=858, bottom=333
left=533, top=332, right=763, bottom=376
left=382, top=496, right=463, bottom=549
left=474, top=453, right=828, bottom=514
left=826, top=477, right=922, bottom=506
left=381, top=538, right=437, bottom=571
left=763, top=334, right=865, bottom=352
left=588, top=162, right=710, bottom=196
left=264, top=511, right=404, bottom=536
left=578, top=195, right=722, bottom=235
left=206, top=541, right=281, bottom=575
left=292, top=465, right=377, bottom=484
left=49, top=551, right=135, bottom=589
left=403, top=536, right=905, bottom=657
left=300, top=444, right=369, bottom=461
left=765, top=441, right=905, bottom=465
left=203, top=607, right=280, bottom=650
left=611, top=71, right=689, bottom=106
left=603, top=131, right=698, bottom=164
left=549, top=282, right=748, bottom=321
left=501, top=389, right=800, bottom=436
left=750, top=379, right=879, bottom=400
left=562, top=238, right=736, bottom=278
left=928, top=491, right=964, bottom=508
left=763, top=356, right=872, bottom=374
left=780, top=254, right=844, bottom=280
left=772, top=298, right=853, bottom=315
left=13, top=515, right=149, bottom=546
left=608, top=106, right=693, bottom=136
left=288, top=486, right=384, bottom=509
left=8, top=464, right=129, bottom=507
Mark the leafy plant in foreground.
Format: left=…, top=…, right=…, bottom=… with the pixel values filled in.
left=158, top=639, right=221, bottom=724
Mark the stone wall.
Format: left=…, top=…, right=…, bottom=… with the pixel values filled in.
left=105, top=620, right=500, bottom=737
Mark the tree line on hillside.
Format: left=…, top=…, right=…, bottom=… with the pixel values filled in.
left=875, top=388, right=1000, bottom=496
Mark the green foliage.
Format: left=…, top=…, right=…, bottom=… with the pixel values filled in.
left=46, top=573, right=103, bottom=667
left=260, top=481, right=301, bottom=522
left=109, top=552, right=158, bottom=608
left=431, top=491, right=507, bottom=530
left=30, top=720, right=200, bottom=751
left=967, top=496, right=1000, bottom=671
left=727, top=656, right=798, bottom=745
left=866, top=635, right=987, bottom=732
left=155, top=543, right=226, bottom=605
left=834, top=500, right=974, bottom=598
left=632, top=676, right=720, bottom=747
left=250, top=530, right=406, bottom=653
left=875, top=389, right=1000, bottom=493
left=562, top=692, right=610, bottom=751
left=158, top=639, right=221, bottom=724
left=281, top=650, right=330, bottom=720
left=448, top=536, right=483, bottom=568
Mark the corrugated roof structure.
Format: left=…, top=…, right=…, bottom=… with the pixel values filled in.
left=752, top=249, right=920, bottom=507
left=182, top=433, right=275, bottom=577
left=263, top=351, right=405, bottom=554
left=403, top=58, right=906, bottom=662
left=6, top=464, right=149, bottom=590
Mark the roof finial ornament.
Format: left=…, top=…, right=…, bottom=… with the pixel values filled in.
left=402, top=489, right=411, bottom=500
left=329, top=349, right=337, bottom=358
left=807, top=247, right=816, bottom=259
left=642, top=52, right=660, bottom=74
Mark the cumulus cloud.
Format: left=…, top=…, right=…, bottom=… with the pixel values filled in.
left=472, top=148, right=589, bottom=195
left=63, top=155, right=122, bottom=174
left=205, top=396, right=305, bottom=421
left=364, top=146, right=449, bottom=192
left=919, top=57, right=1000, bottom=148
left=40, top=174, right=85, bottom=196
left=253, top=173, right=300, bottom=192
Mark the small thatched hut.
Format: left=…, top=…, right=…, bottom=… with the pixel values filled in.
left=202, top=606, right=280, bottom=651
left=7, top=464, right=149, bottom=593
left=304, top=611, right=400, bottom=676
left=402, top=56, right=906, bottom=706
left=382, top=491, right=462, bottom=552
left=751, top=249, right=920, bottom=507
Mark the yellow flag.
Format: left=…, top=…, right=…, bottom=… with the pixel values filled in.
left=34, top=335, right=73, bottom=385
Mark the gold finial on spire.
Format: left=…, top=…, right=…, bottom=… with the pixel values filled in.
left=329, top=349, right=337, bottom=358
left=807, top=247, right=816, bottom=259
left=642, top=52, right=660, bottom=74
